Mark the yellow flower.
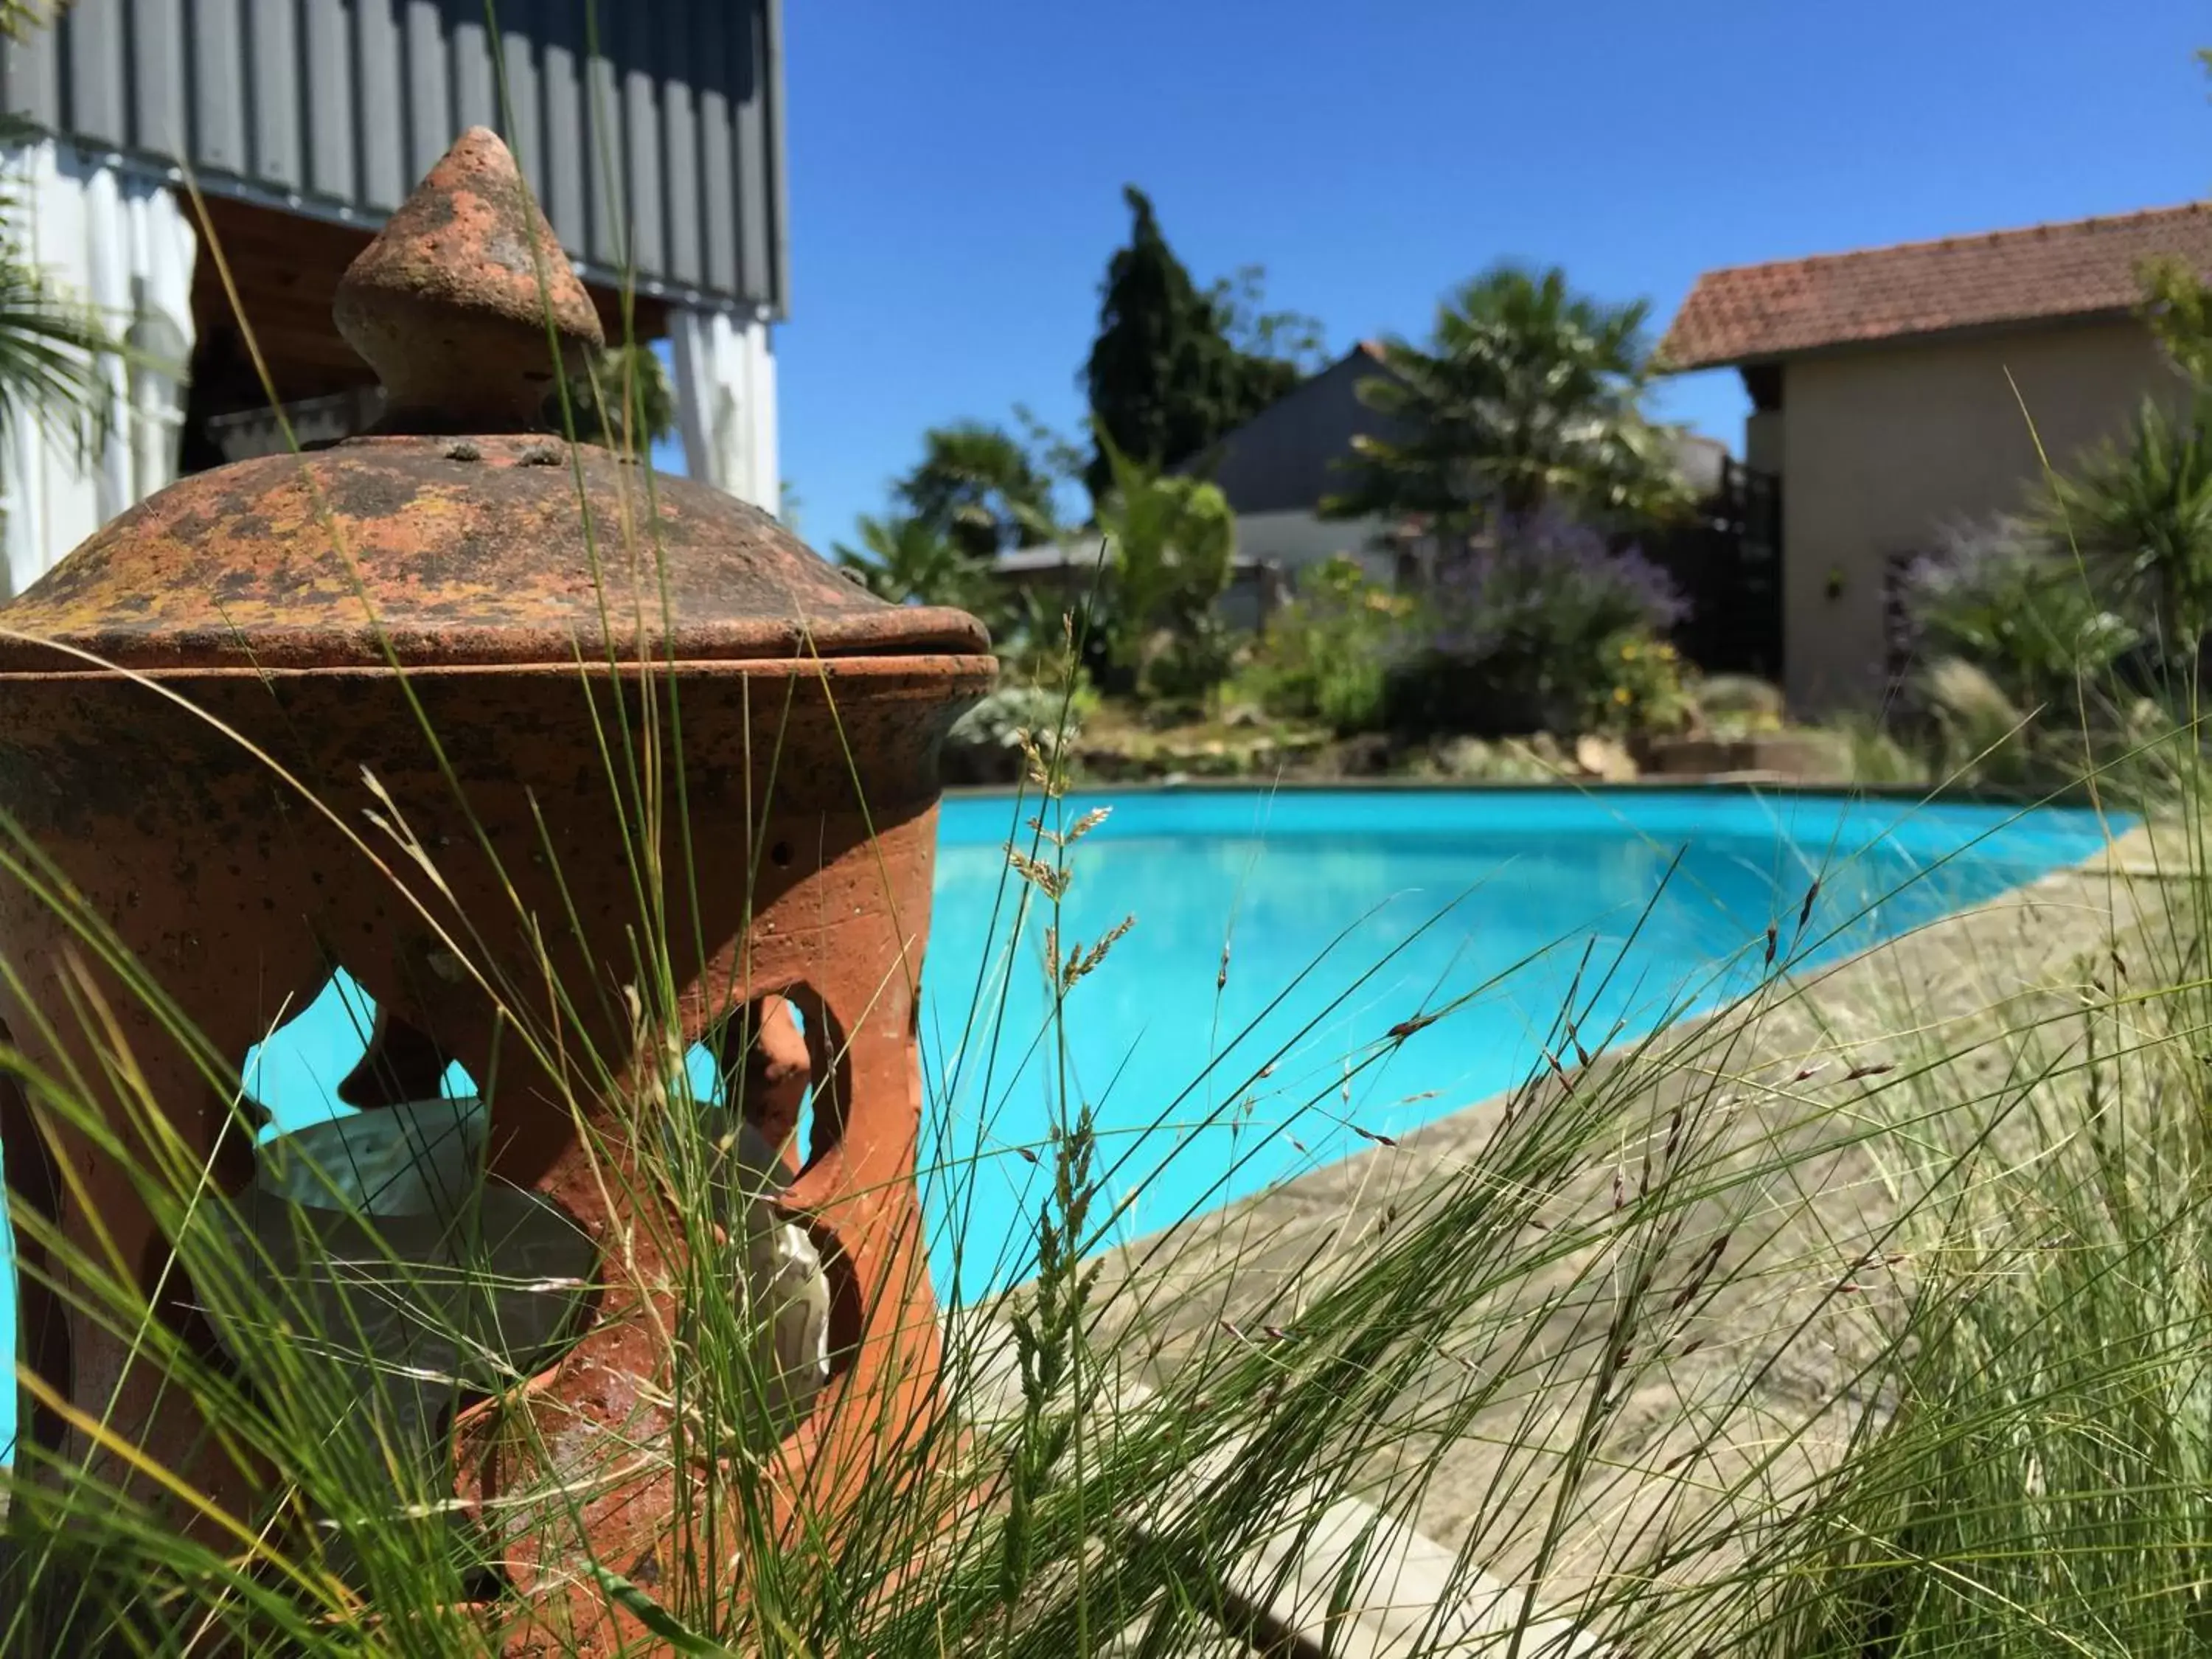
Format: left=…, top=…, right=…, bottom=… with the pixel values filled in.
left=1613, top=686, right=1632, bottom=706
left=1656, top=643, right=1677, bottom=662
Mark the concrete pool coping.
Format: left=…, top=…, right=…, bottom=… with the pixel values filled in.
left=3, top=802, right=2160, bottom=1649
left=973, top=816, right=2169, bottom=1655
left=944, top=776, right=2128, bottom=810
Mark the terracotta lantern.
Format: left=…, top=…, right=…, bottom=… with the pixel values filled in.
left=0, top=129, right=992, bottom=1646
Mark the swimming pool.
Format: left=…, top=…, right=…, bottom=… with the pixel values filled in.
left=917, top=787, right=2126, bottom=1301
left=0, top=786, right=2129, bottom=1455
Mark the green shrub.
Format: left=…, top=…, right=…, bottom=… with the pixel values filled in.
left=1243, top=554, right=1408, bottom=734
left=1385, top=513, right=1691, bottom=737
left=995, top=587, right=1099, bottom=684
left=1821, top=713, right=1930, bottom=787
left=1911, top=654, right=2107, bottom=794
left=1096, top=439, right=1237, bottom=695
left=1694, top=672, right=1786, bottom=738
left=1593, top=629, right=1694, bottom=735
left=1138, top=611, right=1240, bottom=716
left=1899, top=524, right=2137, bottom=714
left=1314, top=649, right=1389, bottom=734
left=942, top=681, right=1089, bottom=785
left=2037, top=390, right=2212, bottom=659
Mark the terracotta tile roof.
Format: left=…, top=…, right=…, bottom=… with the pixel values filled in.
left=1658, top=202, right=2212, bottom=370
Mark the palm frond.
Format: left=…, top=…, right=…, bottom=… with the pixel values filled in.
left=0, top=246, right=117, bottom=459
left=0, top=2, right=69, bottom=44
left=1329, top=265, right=1686, bottom=529
left=2039, top=392, right=2212, bottom=650
left=833, top=512, right=1005, bottom=622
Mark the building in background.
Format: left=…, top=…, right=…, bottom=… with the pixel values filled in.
left=1179, top=342, right=1400, bottom=584
left=995, top=342, right=1761, bottom=658
left=994, top=343, right=1407, bottom=629
left=1661, top=204, right=2212, bottom=714
left=0, top=0, right=787, bottom=599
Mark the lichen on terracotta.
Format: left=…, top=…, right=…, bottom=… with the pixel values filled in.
left=0, top=127, right=992, bottom=1654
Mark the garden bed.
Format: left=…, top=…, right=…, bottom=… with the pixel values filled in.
left=946, top=689, right=1894, bottom=790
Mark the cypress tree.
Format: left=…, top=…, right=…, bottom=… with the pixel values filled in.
left=1082, top=187, right=1298, bottom=506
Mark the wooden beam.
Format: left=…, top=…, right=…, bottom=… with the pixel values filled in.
left=181, top=188, right=675, bottom=425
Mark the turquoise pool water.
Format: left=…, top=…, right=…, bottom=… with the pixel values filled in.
left=917, top=788, right=2126, bottom=1303
left=0, top=787, right=2130, bottom=1456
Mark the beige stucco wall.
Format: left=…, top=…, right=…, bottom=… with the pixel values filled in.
left=1775, top=317, right=2185, bottom=713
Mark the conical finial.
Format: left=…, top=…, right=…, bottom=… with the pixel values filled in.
left=334, top=127, right=605, bottom=434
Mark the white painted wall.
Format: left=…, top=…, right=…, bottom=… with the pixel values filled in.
left=1234, top=509, right=1394, bottom=582
left=0, top=140, right=197, bottom=599
left=669, top=303, right=780, bottom=512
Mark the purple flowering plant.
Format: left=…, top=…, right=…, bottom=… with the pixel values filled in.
left=1899, top=522, right=2137, bottom=710
left=1396, top=509, right=1692, bottom=734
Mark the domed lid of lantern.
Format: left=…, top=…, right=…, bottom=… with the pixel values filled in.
left=0, top=128, right=990, bottom=675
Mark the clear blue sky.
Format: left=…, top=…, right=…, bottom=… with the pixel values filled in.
left=731, top=1, right=2212, bottom=549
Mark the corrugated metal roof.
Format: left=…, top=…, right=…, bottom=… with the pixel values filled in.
left=0, top=0, right=787, bottom=318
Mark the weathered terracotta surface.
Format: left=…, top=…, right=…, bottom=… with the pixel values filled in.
left=0, top=128, right=992, bottom=1652
left=0, top=437, right=982, bottom=672
left=712, top=992, right=813, bottom=1173
left=333, top=123, right=603, bottom=432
